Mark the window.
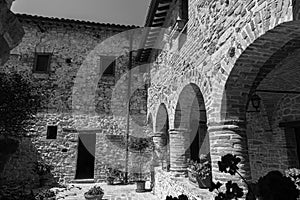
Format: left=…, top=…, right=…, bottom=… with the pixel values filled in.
left=33, top=53, right=51, bottom=73
left=179, top=0, right=188, bottom=23
left=99, top=56, right=115, bottom=76
left=179, top=0, right=188, bottom=49
left=279, top=121, right=300, bottom=167
left=46, top=125, right=57, bottom=139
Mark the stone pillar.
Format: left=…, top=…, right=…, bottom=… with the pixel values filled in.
left=208, top=120, right=251, bottom=186
left=169, top=128, right=190, bottom=176
left=152, top=132, right=165, bottom=167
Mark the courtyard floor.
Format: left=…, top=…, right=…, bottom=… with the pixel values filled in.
left=51, top=181, right=158, bottom=200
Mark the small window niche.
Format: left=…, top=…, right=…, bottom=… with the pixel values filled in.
left=33, top=53, right=52, bottom=73
left=46, top=125, right=58, bottom=139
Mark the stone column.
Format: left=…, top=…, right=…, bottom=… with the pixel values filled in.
left=169, top=128, right=190, bottom=176
left=152, top=132, right=165, bottom=167
left=208, top=120, right=251, bottom=186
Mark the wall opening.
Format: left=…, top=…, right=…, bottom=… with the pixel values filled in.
left=75, top=133, right=96, bottom=179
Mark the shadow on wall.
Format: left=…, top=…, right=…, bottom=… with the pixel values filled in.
left=0, top=136, right=60, bottom=199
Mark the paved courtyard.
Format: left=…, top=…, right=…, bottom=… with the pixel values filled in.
left=51, top=181, right=158, bottom=200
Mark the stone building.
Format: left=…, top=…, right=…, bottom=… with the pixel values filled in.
left=139, top=0, right=300, bottom=199
left=0, top=13, right=151, bottom=189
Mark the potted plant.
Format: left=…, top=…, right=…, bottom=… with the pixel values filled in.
left=129, top=137, right=151, bottom=192
left=84, top=186, right=104, bottom=200
left=105, top=165, right=125, bottom=185
left=187, top=154, right=212, bottom=188
left=105, top=166, right=117, bottom=185
left=34, top=160, right=54, bottom=187
left=285, top=168, right=300, bottom=191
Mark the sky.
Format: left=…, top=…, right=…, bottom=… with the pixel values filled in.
left=12, top=0, right=151, bottom=26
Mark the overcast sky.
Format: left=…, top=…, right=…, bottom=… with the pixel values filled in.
left=12, top=0, right=151, bottom=26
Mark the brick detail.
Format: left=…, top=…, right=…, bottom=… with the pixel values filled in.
left=152, top=132, right=165, bottom=167
left=208, top=120, right=251, bottom=186
left=169, top=128, right=190, bottom=176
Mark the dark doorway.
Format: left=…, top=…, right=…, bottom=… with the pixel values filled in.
left=190, top=120, right=200, bottom=162
left=190, top=121, right=209, bottom=162
left=190, top=130, right=200, bottom=162
left=75, top=133, right=96, bottom=179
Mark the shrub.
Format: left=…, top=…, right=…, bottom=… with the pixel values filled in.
left=285, top=168, right=300, bottom=191
left=187, top=154, right=211, bottom=179
left=209, top=154, right=244, bottom=200
left=209, top=154, right=299, bottom=200
left=0, top=71, right=43, bottom=138
left=255, top=171, right=298, bottom=200
left=84, top=186, right=104, bottom=196
left=35, top=189, right=55, bottom=200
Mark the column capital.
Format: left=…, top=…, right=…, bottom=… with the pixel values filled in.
left=151, top=131, right=165, bottom=137
left=169, top=128, right=191, bottom=134
left=207, top=120, right=246, bottom=132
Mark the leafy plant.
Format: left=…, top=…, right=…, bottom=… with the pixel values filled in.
left=35, top=189, right=55, bottom=200
left=84, top=186, right=104, bottom=196
left=187, top=154, right=211, bottom=179
left=285, top=168, right=300, bottom=190
left=256, top=171, right=298, bottom=200
left=105, top=165, right=125, bottom=184
left=209, top=154, right=299, bottom=200
left=166, top=194, right=189, bottom=200
left=34, top=160, right=53, bottom=176
left=209, top=154, right=245, bottom=200
left=129, top=137, right=151, bottom=152
left=129, top=137, right=152, bottom=181
left=218, top=154, right=241, bottom=176
left=0, top=71, right=43, bottom=138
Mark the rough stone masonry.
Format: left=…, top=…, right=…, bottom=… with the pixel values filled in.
left=0, top=14, right=151, bottom=189
left=144, top=0, right=300, bottom=199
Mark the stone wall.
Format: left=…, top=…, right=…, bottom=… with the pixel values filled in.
left=146, top=0, right=299, bottom=198
left=1, top=14, right=150, bottom=188
left=148, top=0, right=294, bottom=126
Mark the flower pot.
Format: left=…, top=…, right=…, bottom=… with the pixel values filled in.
left=187, top=168, right=198, bottom=184
left=196, top=175, right=211, bottom=189
left=136, top=180, right=146, bottom=193
left=84, top=193, right=104, bottom=200
left=106, top=177, right=114, bottom=185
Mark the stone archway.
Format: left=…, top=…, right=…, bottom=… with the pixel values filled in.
left=170, top=83, right=209, bottom=176
left=154, top=103, right=170, bottom=170
left=211, top=21, right=300, bottom=186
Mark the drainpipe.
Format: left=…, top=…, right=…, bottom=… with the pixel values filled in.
left=125, top=32, right=133, bottom=184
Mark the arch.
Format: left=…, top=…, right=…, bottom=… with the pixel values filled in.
left=221, top=20, right=300, bottom=121
left=218, top=20, right=300, bottom=182
left=173, top=83, right=210, bottom=162
left=174, top=83, right=206, bottom=129
left=145, top=113, right=154, bottom=136
left=154, top=103, right=170, bottom=170
left=155, top=103, right=169, bottom=133
left=147, top=113, right=153, bottom=129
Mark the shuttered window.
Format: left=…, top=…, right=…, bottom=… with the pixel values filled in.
left=34, top=53, right=51, bottom=73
